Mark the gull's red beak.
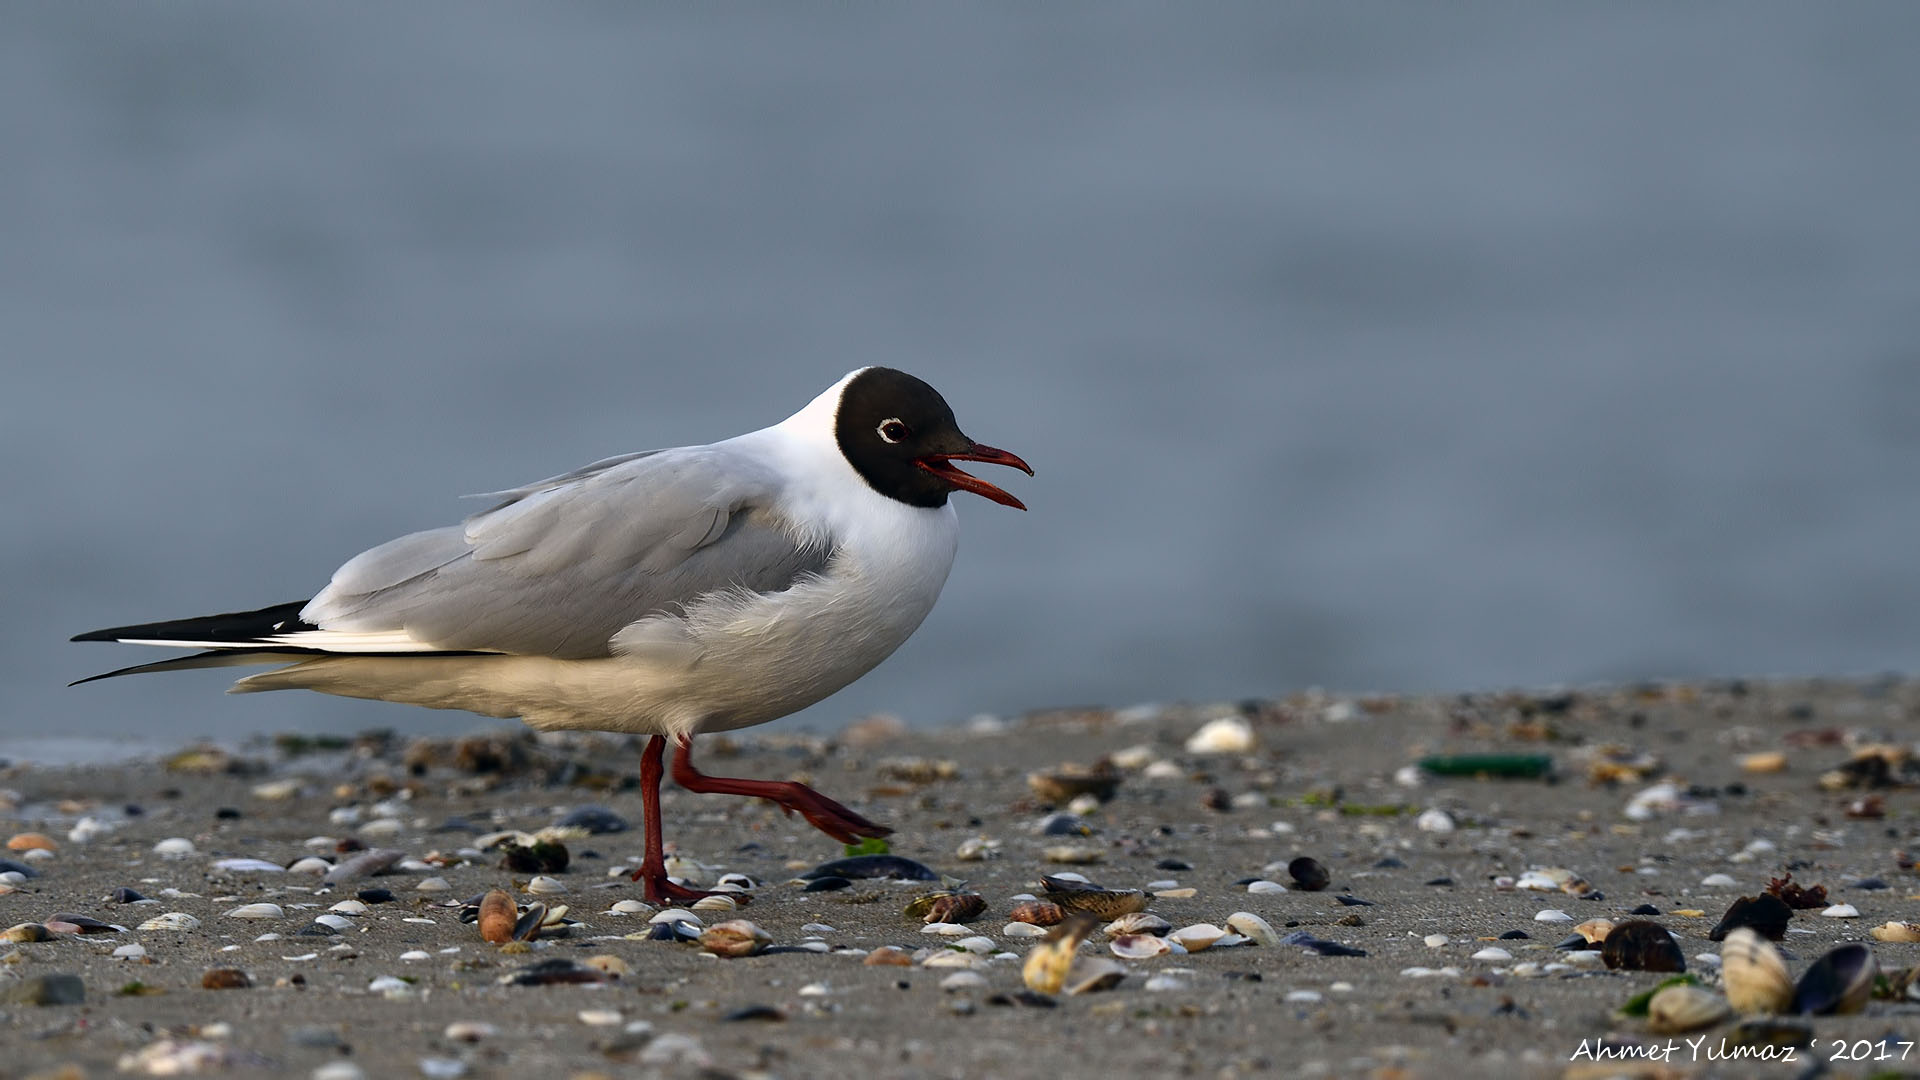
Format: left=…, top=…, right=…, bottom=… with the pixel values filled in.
left=915, top=442, right=1034, bottom=510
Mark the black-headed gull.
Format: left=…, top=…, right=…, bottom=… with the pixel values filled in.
left=74, top=367, right=1032, bottom=903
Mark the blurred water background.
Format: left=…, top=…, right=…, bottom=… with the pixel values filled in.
left=6, top=4, right=1918, bottom=763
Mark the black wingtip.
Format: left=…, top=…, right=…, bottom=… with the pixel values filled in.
left=70, top=600, right=315, bottom=646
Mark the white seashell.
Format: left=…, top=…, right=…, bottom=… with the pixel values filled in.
left=152, top=837, right=196, bottom=858
left=329, top=807, right=363, bottom=825
left=1167, top=924, right=1227, bottom=952
left=400, top=950, right=430, bottom=961
left=648, top=908, right=702, bottom=927
left=1720, top=928, right=1792, bottom=1014
left=1700, top=873, right=1738, bottom=888
left=1046, top=871, right=1093, bottom=885
left=1820, top=903, right=1860, bottom=918
left=577, top=1009, right=623, bottom=1026
left=1416, top=809, right=1455, bottom=833
left=213, top=857, right=285, bottom=873
left=1284, top=989, right=1323, bottom=1003
left=113, top=943, right=147, bottom=959
left=954, top=836, right=1000, bottom=861
left=1153, top=887, right=1197, bottom=899
left=1534, top=909, right=1573, bottom=923
left=1143, top=974, right=1188, bottom=992
left=414, top=877, right=451, bottom=893
left=939, top=971, right=989, bottom=991
left=1424, top=934, right=1450, bottom=948
left=359, top=818, right=403, bottom=837
left=443, top=1021, right=496, bottom=1042
left=1246, top=880, right=1288, bottom=895
left=1509, top=962, right=1545, bottom=977
left=138, top=912, right=202, bottom=932
left=329, top=900, right=370, bottom=916
left=525, top=875, right=567, bottom=895
left=366, top=975, right=412, bottom=994
left=1646, top=984, right=1732, bottom=1034
left=608, top=900, right=650, bottom=916
left=1561, top=949, right=1605, bottom=967
left=1393, top=765, right=1425, bottom=788
left=286, top=857, right=332, bottom=875
left=1110, top=933, right=1173, bottom=958
left=1143, top=760, right=1184, bottom=779
left=1225, top=912, right=1278, bottom=948
left=1471, top=947, right=1512, bottom=962
left=312, top=914, right=355, bottom=932
left=1103, top=913, right=1172, bottom=937
left=1066, top=794, right=1103, bottom=816
left=950, top=936, right=996, bottom=955
left=921, top=922, right=972, bottom=936
left=1514, top=871, right=1560, bottom=892
left=1003, top=922, right=1049, bottom=938
left=690, top=894, right=736, bottom=912
left=1144, top=879, right=1179, bottom=891
left=224, top=903, right=284, bottom=920
left=250, top=778, right=301, bottom=800
left=1110, top=744, right=1157, bottom=770
left=920, top=950, right=985, bottom=969
left=1184, top=716, right=1255, bottom=754
left=313, top=1063, right=367, bottom=1080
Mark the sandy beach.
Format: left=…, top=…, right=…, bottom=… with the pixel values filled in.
left=3, top=678, right=1918, bottom=1080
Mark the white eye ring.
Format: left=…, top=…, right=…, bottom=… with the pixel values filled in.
left=877, top=418, right=910, bottom=444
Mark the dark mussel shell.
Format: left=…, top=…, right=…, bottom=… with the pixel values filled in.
left=1709, top=894, right=1792, bottom=941
left=1288, top=857, right=1331, bottom=892
left=1601, top=920, right=1686, bottom=972
left=1791, top=943, right=1877, bottom=1016
left=801, top=855, right=939, bottom=882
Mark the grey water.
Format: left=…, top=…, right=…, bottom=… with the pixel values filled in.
left=6, top=4, right=1919, bottom=763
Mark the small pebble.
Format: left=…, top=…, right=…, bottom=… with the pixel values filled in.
left=152, top=838, right=196, bottom=858
left=1416, top=809, right=1455, bottom=833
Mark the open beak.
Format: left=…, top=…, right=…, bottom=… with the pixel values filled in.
left=915, top=442, right=1034, bottom=510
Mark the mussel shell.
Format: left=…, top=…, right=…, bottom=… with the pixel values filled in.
left=1791, top=942, right=1877, bottom=1016
left=1708, top=894, right=1792, bottom=942
left=1287, top=857, right=1331, bottom=892
left=801, top=855, right=939, bottom=882
left=511, top=902, right=548, bottom=942
left=1600, top=920, right=1685, bottom=972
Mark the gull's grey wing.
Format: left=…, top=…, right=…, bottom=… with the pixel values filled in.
left=299, top=446, right=830, bottom=659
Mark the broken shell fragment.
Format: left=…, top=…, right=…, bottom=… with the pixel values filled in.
left=478, top=889, right=517, bottom=944
left=1064, top=955, right=1127, bottom=995
left=1027, top=763, right=1122, bottom=805
left=1720, top=928, right=1792, bottom=1015
left=1869, top=921, right=1920, bottom=943
left=1102, top=912, right=1171, bottom=937
left=137, top=912, right=201, bottom=932
left=1646, top=984, right=1732, bottom=1034
left=699, top=919, right=771, bottom=958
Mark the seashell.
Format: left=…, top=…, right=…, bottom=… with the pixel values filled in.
left=920, top=922, right=972, bottom=936
left=1819, top=903, right=1859, bottom=919
left=2, top=923, right=50, bottom=943
left=200, top=967, right=253, bottom=990
left=1471, top=947, right=1513, bottom=962
left=1415, top=808, right=1454, bottom=833
left=1720, top=928, right=1792, bottom=1015
left=864, top=947, right=913, bottom=967
left=1738, top=752, right=1787, bottom=773
left=1040, top=876, right=1148, bottom=920
left=1027, top=763, right=1122, bottom=805
left=511, top=902, right=548, bottom=942
left=699, top=919, right=771, bottom=958
left=114, top=943, right=147, bottom=959
left=1791, top=943, right=1877, bottom=1016
left=286, top=857, right=332, bottom=875
left=7, top=833, right=56, bottom=852
left=801, top=854, right=939, bottom=882
left=225, top=903, right=285, bottom=920
left=478, top=889, right=517, bottom=944
left=1869, top=921, right=1920, bottom=942
left=1567, top=918, right=1614, bottom=947
left=920, top=950, right=985, bottom=970
left=1287, top=857, right=1330, bottom=891
left=1185, top=716, right=1254, bottom=754
left=1218, top=912, right=1276, bottom=948
left=1167, top=924, right=1227, bottom=952
left=1246, top=880, right=1288, bottom=895
left=212, top=857, right=285, bottom=874
left=1425, top=934, right=1450, bottom=948
left=1601, top=920, right=1685, bottom=972
left=1646, top=984, right=1732, bottom=1034
left=580, top=954, right=629, bottom=978
left=1003, top=922, right=1049, bottom=938
left=954, top=836, right=1000, bottom=862
left=1008, top=900, right=1065, bottom=927
left=1110, top=933, right=1172, bottom=958
left=1535, top=909, right=1573, bottom=923
left=1699, top=873, right=1738, bottom=888
left=940, top=970, right=990, bottom=992
left=924, top=893, right=987, bottom=925
left=524, top=875, right=566, bottom=896
left=1043, top=845, right=1103, bottom=865
left=152, top=837, right=196, bottom=858
left=607, top=899, right=650, bottom=916
left=46, top=913, right=119, bottom=935
left=648, top=908, right=703, bottom=927
left=1064, top=955, right=1127, bottom=995
left=1022, top=913, right=1098, bottom=993
left=497, top=958, right=609, bottom=986
left=949, top=935, right=996, bottom=955
left=311, top=914, right=355, bottom=932
left=691, top=894, right=737, bottom=912
left=715, top=872, right=756, bottom=891
left=137, top=912, right=201, bottom=932
left=1103, top=912, right=1171, bottom=937
left=322, top=848, right=405, bottom=885
left=1709, top=894, right=1792, bottom=941
left=443, top=1020, right=497, bottom=1042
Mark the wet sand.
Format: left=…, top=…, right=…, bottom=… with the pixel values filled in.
left=3, top=678, right=1918, bottom=1080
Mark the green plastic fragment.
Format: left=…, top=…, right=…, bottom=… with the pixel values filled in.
left=1417, top=754, right=1554, bottom=778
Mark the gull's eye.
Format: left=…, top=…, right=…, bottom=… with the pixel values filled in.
left=877, top=418, right=912, bottom=444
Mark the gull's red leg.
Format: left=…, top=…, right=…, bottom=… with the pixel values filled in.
left=669, top=734, right=892, bottom=844
left=629, top=734, right=743, bottom=905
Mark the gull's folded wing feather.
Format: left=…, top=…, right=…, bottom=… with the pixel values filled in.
left=299, top=446, right=830, bottom=659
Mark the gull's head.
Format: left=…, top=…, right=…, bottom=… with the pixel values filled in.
left=829, top=367, right=1033, bottom=510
